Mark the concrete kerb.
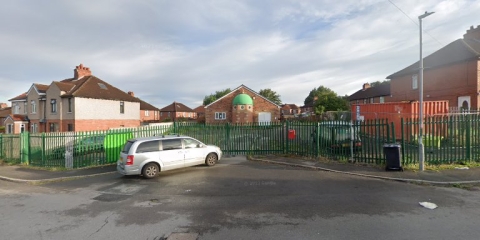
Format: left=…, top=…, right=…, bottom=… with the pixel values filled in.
left=249, top=157, right=480, bottom=186
left=0, top=171, right=117, bottom=185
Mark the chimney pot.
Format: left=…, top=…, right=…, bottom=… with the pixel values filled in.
left=128, top=91, right=135, bottom=97
left=464, top=25, right=480, bottom=40
left=74, top=63, right=92, bottom=79
left=362, top=83, right=371, bottom=90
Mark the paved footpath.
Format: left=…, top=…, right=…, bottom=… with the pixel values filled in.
left=1, top=156, right=480, bottom=185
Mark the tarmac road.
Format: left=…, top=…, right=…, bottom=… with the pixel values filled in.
left=1, top=156, right=480, bottom=240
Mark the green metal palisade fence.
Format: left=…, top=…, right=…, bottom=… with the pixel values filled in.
left=1, top=116, right=479, bottom=169
left=401, top=114, right=480, bottom=164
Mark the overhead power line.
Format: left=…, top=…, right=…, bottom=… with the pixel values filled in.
left=387, top=0, right=444, bottom=47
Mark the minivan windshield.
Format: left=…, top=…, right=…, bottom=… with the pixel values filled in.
left=122, top=141, right=134, bottom=153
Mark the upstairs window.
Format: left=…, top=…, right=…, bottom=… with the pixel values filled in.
left=13, top=103, right=19, bottom=114
left=145, top=110, right=149, bottom=116
left=380, top=96, right=385, bottom=103
left=412, top=74, right=418, bottom=90
left=31, top=100, right=37, bottom=113
left=68, top=98, right=72, bottom=112
left=120, top=102, right=125, bottom=114
left=50, top=99, right=57, bottom=113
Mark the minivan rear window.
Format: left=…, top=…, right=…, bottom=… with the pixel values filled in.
left=136, top=140, right=160, bottom=153
left=122, top=141, right=135, bottom=153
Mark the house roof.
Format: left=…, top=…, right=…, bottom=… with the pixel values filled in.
left=160, top=102, right=195, bottom=112
left=8, top=92, right=27, bottom=101
left=0, top=107, right=11, bottom=118
left=35, top=83, right=49, bottom=93
left=193, top=105, right=205, bottom=113
left=205, top=84, right=281, bottom=108
left=387, top=38, right=480, bottom=79
left=5, top=114, right=28, bottom=122
left=281, top=104, right=300, bottom=110
left=57, top=76, right=140, bottom=102
left=54, top=81, right=76, bottom=92
left=348, top=83, right=391, bottom=101
left=138, top=98, right=159, bottom=111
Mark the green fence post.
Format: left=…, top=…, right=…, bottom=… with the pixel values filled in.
left=285, top=121, right=288, bottom=154
left=21, top=131, right=30, bottom=165
left=466, top=114, right=471, bottom=161
left=401, top=118, right=405, bottom=163
left=225, top=122, right=230, bottom=155
left=0, top=134, right=3, bottom=159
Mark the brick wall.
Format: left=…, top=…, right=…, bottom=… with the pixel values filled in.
left=205, top=87, right=280, bottom=124
left=140, top=110, right=160, bottom=122
left=389, top=60, right=479, bottom=109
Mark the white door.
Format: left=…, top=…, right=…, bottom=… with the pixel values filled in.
left=458, top=96, right=471, bottom=112
left=183, top=138, right=205, bottom=166
left=159, top=139, right=184, bottom=170
left=258, top=112, right=271, bottom=125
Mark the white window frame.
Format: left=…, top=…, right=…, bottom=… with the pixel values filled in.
left=24, top=102, right=27, bottom=114
left=31, top=123, right=38, bottom=133
left=370, top=98, right=374, bottom=103
left=51, top=99, right=57, bottom=113
left=13, top=103, right=19, bottom=114
left=215, top=112, right=226, bottom=120
left=31, top=100, right=37, bottom=113
left=412, top=74, right=418, bottom=90
left=7, top=124, right=13, bottom=134
left=145, top=110, right=149, bottom=117
left=379, top=96, right=385, bottom=103
left=120, top=101, right=125, bottom=114
left=67, top=98, right=72, bottom=113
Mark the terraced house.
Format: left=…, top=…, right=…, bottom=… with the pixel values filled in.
left=387, top=25, right=480, bottom=111
left=4, top=64, right=157, bottom=133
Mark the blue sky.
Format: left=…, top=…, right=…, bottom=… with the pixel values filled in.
left=1, top=0, right=479, bottom=109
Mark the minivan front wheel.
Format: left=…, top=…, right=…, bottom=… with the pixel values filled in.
left=142, top=163, right=159, bottom=179
left=205, top=153, right=218, bottom=166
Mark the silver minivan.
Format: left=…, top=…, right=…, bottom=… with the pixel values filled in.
left=117, top=135, right=222, bottom=178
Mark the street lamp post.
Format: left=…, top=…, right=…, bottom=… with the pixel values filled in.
left=418, top=11, right=434, bottom=171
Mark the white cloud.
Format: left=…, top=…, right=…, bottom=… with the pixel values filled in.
left=1, top=0, right=479, bottom=109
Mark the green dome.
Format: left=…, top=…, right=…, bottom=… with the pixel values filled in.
left=233, top=93, right=253, bottom=105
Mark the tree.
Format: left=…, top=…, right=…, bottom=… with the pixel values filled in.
left=370, top=80, right=390, bottom=87
left=203, top=88, right=231, bottom=105
left=259, top=88, right=282, bottom=105
left=304, top=86, right=349, bottom=115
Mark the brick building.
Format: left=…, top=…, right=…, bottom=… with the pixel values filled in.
left=348, top=83, right=391, bottom=105
left=159, top=102, right=196, bottom=121
left=387, top=25, right=480, bottom=111
left=204, top=85, right=281, bottom=124
left=4, top=64, right=157, bottom=133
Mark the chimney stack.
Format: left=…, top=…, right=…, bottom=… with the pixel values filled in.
left=463, top=25, right=480, bottom=40
left=127, top=91, right=135, bottom=97
left=0, top=103, right=8, bottom=109
left=74, top=63, right=92, bottom=79
left=362, top=83, right=371, bottom=90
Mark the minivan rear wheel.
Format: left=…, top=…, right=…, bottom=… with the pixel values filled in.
left=142, top=163, right=159, bottom=179
left=205, top=153, right=218, bottom=166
